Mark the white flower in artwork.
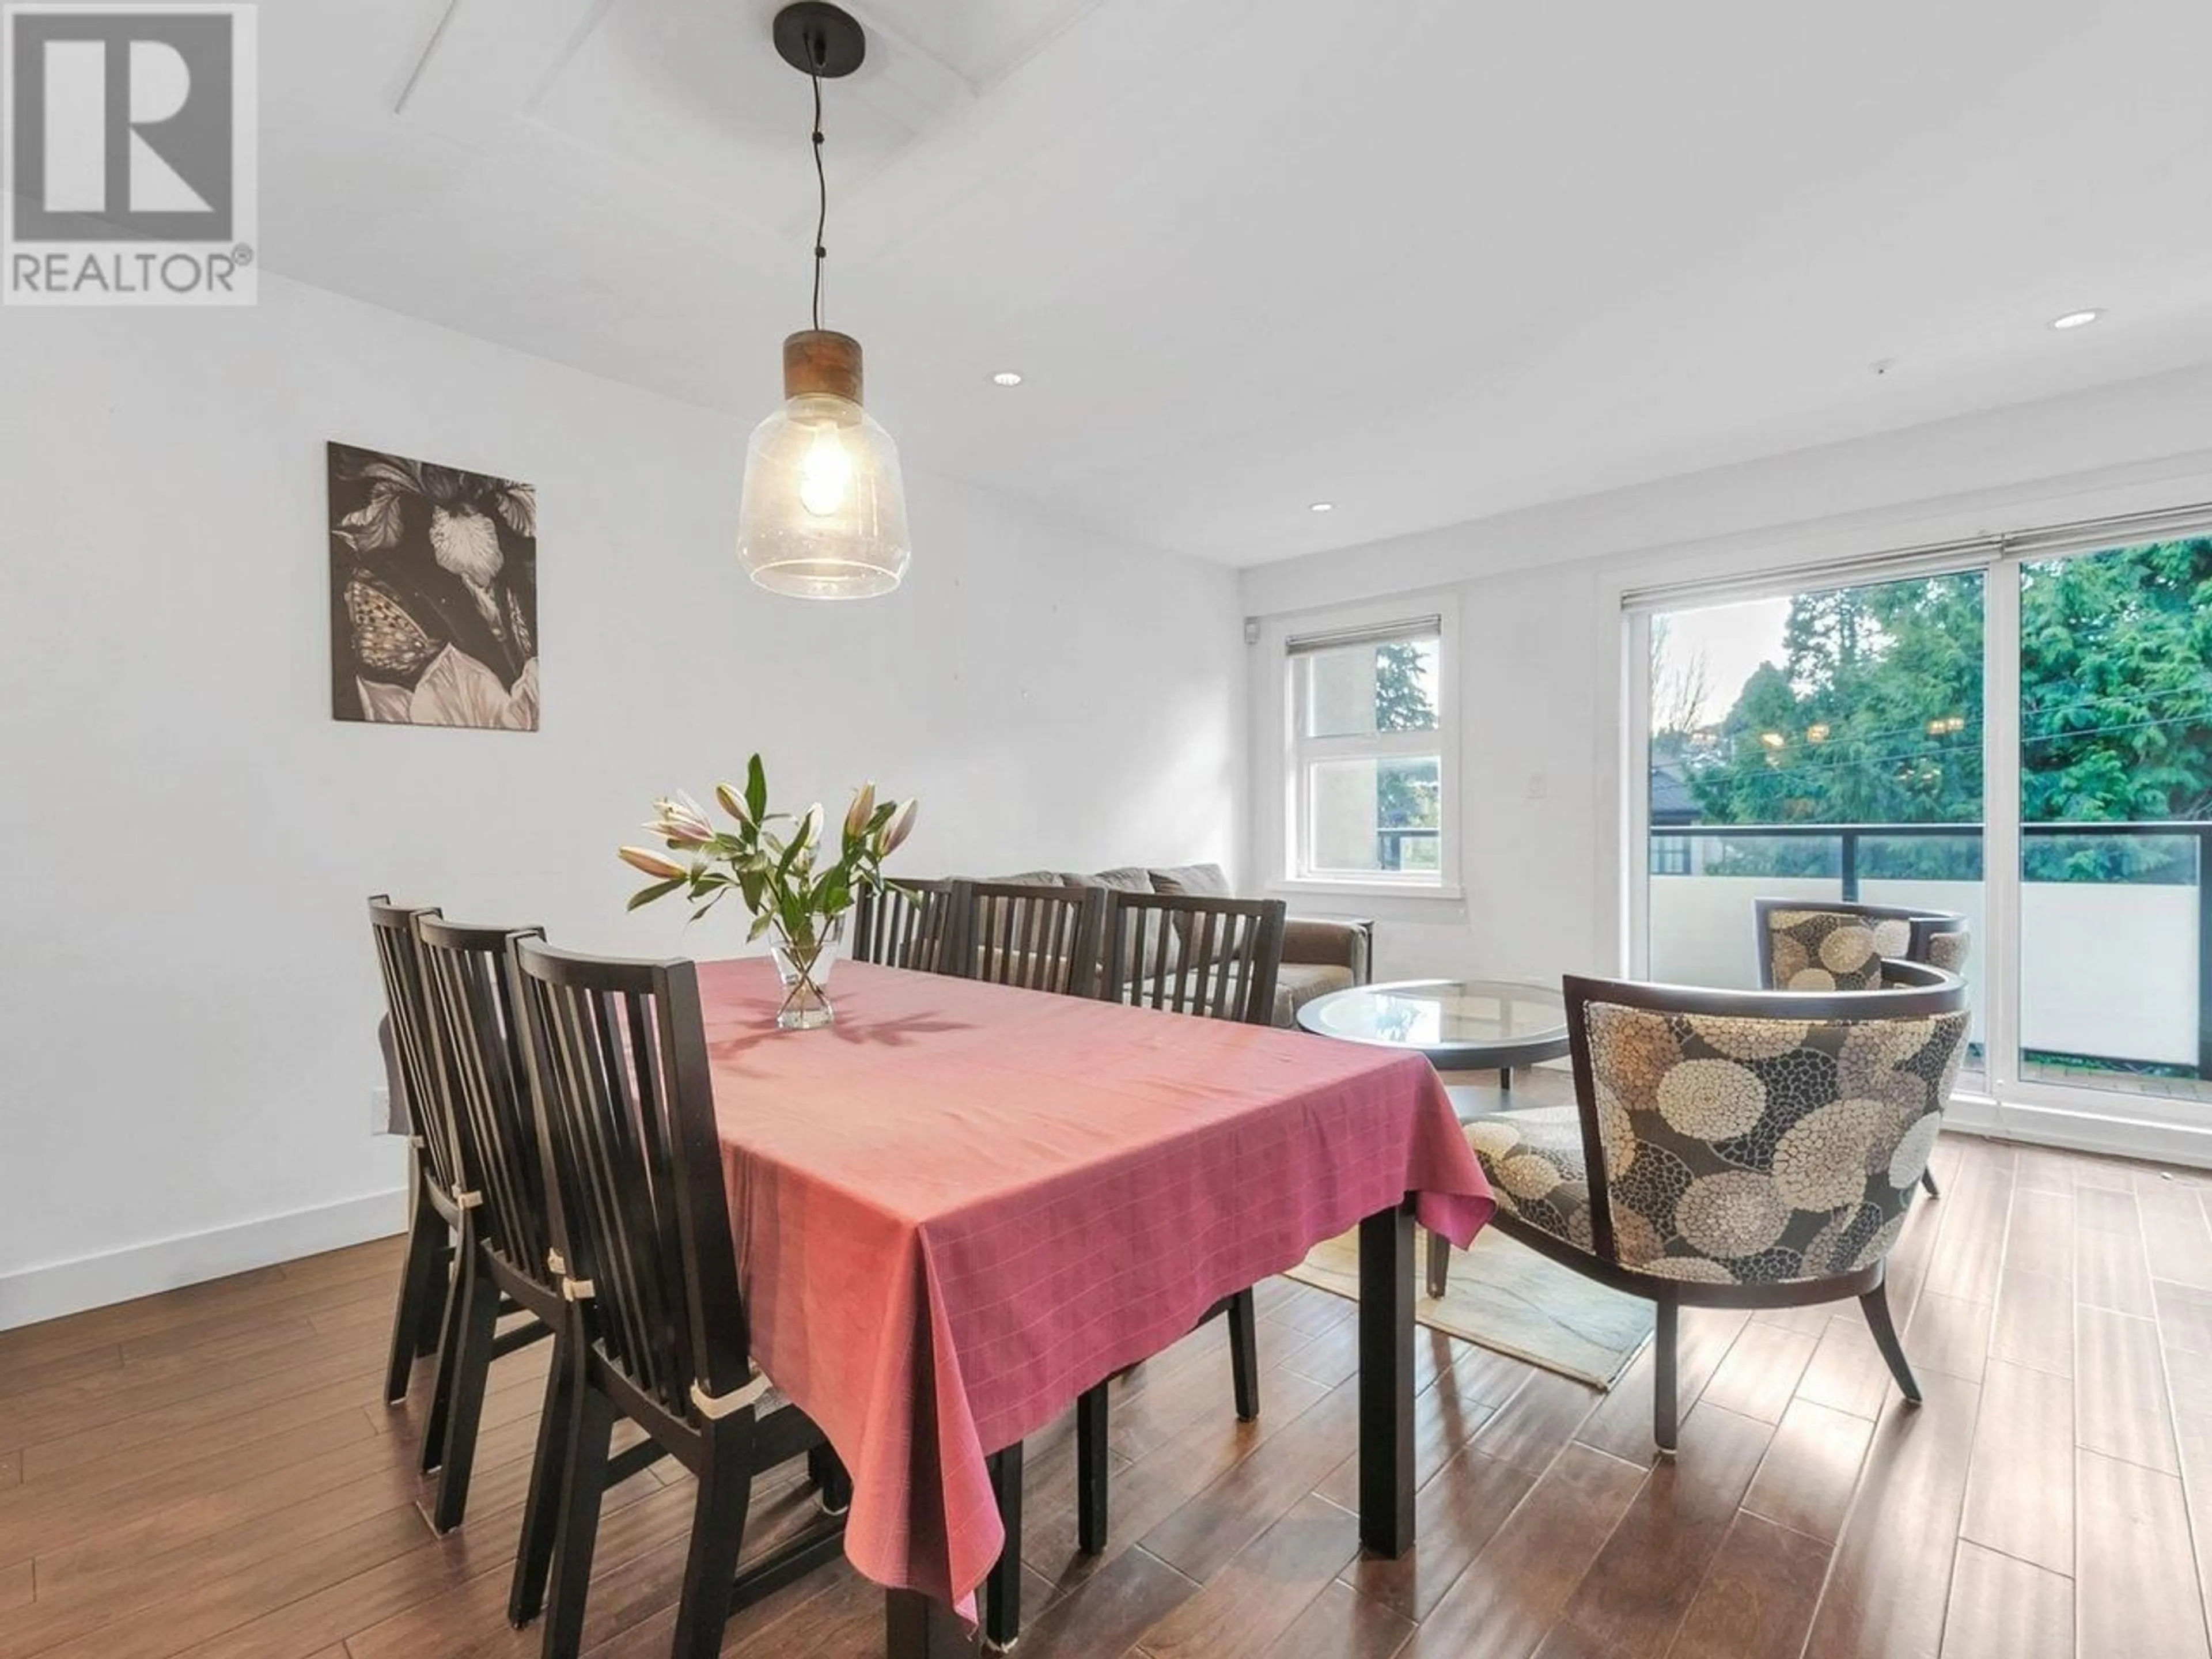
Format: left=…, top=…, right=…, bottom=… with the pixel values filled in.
left=329, top=443, right=539, bottom=732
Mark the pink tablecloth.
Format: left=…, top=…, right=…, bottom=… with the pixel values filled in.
left=698, top=959, right=1493, bottom=1618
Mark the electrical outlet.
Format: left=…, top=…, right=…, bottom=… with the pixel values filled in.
left=1525, top=771, right=1549, bottom=800
left=371, top=1084, right=391, bottom=1135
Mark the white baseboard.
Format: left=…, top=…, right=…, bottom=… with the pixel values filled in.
left=0, top=1188, right=410, bottom=1332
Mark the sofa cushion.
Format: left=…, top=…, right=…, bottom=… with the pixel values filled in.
left=1063, top=866, right=1176, bottom=978
left=1272, top=961, right=1354, bottom=1028
left=1060, top=866, right=1157, bottom=895
left=1148, top=862, right=1233, bottom=899
left=985, top=870, right=1065, bottom=887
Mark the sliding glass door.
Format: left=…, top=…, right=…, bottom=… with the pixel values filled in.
left=1642, top=570, right=1987, bottom=1074
left=1635, top=523, right=2212, bottom=1150
left=2014, top=537, right=2212, bottom=1105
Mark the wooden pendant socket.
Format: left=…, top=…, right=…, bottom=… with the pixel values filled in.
left=783, top=330, right=864, bottom=404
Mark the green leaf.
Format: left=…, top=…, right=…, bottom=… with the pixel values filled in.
left=626, top=877, right=684, bottom=912
left=745, top=753, right=768, bottom=826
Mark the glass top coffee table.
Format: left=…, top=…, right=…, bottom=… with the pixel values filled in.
left=1298, top=978, right=1572, bottom=1298
left=1296, top=977, right=1570, bottom=1076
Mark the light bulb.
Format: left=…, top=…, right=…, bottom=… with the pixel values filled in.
left=799, top=425, right=852, bottom=517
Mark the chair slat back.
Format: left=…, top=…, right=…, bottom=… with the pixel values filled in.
left=1104, top=893, right=1286, bottom=1026
left=956, top=881, right=1107, bottom=997
left=851, top=878, right=961, bottom=973
left=511, top=940, right=752, bottom=1419
left=1562, top=968, right=1969, bottom=1284
left=1752, top=899, right=1968, bottom=992
left=414, top=917, right=556, bottom=1290
left=368, top=896, right=466, bottom=1201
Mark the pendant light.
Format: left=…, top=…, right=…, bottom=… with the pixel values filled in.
left=736, top=3, right=911, bottom=599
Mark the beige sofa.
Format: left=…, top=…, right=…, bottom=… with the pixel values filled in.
left=972, top=862, right=1371, bottom=1027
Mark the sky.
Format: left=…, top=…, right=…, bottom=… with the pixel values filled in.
left=1655, top=594, right=1791, bottom=729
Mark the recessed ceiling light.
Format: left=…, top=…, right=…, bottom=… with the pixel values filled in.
left=2050, top=309, right=2103, bottom=330
left=1309, top=501, right=1335, bottom=513
left=990, top=370, right=1024, bottom=387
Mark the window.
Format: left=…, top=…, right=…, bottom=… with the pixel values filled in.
left=1287, top=616, right=1448, bottom=885
left=1638, top=573, right=1986, bottom=1062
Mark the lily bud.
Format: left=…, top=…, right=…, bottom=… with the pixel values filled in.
left=619, top=846, right=688, bottom=880
left=714, top=781, right=751, bottom=827
left=796, top=803, right=824, bottom=851
left=844, top=783, right=877, bottom=843
left=881, top=797, right=918, bottom=854
left=647, top=793, right=714, bottom=846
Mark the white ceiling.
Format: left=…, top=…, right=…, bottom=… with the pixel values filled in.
left=260, top=0, right=2212, bottom=566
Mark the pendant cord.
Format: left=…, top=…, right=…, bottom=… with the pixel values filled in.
left=809, top=50, right=827, bottom=332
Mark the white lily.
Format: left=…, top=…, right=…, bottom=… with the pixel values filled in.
left=881, top=797, right=918, bottom=854
left=794, top=802, right=824, bottom=853
left=844, top=782, right=877, bottom=843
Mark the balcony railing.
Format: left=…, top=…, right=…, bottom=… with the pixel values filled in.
left=1647, top=820, right=2212, bottom=1082
left=1377, top=826, right=1441, bottom=872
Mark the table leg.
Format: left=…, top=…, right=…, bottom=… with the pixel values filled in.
left=1358, top=1199, right=1415, bottom=1557
left=983, top=1442, right=1023, bottom=1650
left=1425, top=1228, right=1450, bottom=1301
left=887, top=1589, right=978, bottom=1657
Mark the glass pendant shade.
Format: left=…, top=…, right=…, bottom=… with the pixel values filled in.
left=737, top=332, right=910, bottom=599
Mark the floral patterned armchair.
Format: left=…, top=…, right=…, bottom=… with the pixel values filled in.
left=1752, top=899, right=1969, bottom=992
left=1753, top=899, right=1970, bottom=1198
left=1464, top=961, right=1968, bottom=1453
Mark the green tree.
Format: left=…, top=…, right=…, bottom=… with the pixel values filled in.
left=1672, top=542, right=2212, bottom=882
left=1690, top=572, right=1983, bottom=835
left=2020, top=540, right=2212, bottom=877
left=1375, top=641, right=1436, bottom=733
left=1374, top=642, right=1439, bottom=862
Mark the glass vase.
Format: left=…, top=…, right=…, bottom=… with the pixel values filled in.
left=771, top=915, right=843, bottom=1031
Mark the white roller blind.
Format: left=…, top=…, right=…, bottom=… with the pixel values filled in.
left=1621, top=499, right=2212, bottom=613
left=1285, top=615, right=1442, bottom=656
left=1619, top=537, right=1999, bottom=613
left=1999, top=501, right=2212, bottom=560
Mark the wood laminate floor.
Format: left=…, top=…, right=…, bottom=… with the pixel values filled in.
left=5, top=1113, right=2211, bottom=1658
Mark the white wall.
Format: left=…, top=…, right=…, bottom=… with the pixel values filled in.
left=0, top=276, right=1244, bottom=1327
left=1241, top=362, right=2212, bottom=993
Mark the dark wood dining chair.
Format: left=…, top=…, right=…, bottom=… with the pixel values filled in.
left=1082, top=895, right=1283, bottom=1527
left=1464, top=961, right=1969, bottom=1455
left=976, top=892, right=1288, bottom=1649
left=850, top=878, right=962, bottom=972
left=1752, top=898, right=1971, bottom=1197
left=368, top=897, right=470, bottom=1413
left=410, top=916, right=558, bottom=1536
left=1104, top=889, right=1287, bottom=1025
left=508, top=938, right=849, bottom=1659
left=952, top=879, right=1108, bottom=996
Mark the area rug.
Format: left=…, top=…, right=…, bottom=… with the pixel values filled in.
left=1285, top=1222, right=1654, bottom=1389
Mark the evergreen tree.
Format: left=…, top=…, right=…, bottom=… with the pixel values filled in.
left=1374, top=642, right=1440, bottom=860
left=1673, top=543, right=2212, bottom=880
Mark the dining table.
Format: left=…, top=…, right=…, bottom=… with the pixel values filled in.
left=695, top=957, right=1494, bottom=1656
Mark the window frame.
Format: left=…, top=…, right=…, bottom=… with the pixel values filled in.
left=1264, top=597, right=1461, bottom=897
